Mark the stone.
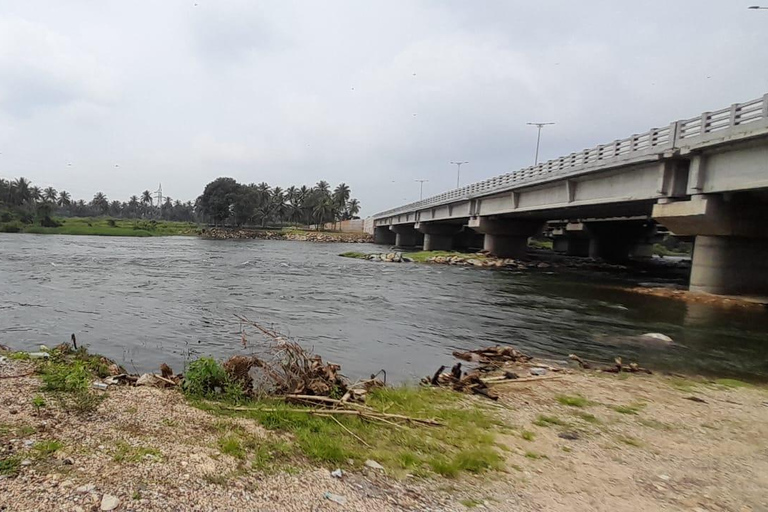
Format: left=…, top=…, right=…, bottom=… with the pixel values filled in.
left=100, top=494, right=120, bottom=511
left=364, top=459, right=384, bottom=470
left=136, top=373, right=160, bottom=387
left=324, top=492, right=347, bottom=505
left=558, top=431, right=580, bottom=441
left=76, top=483, right=96, bottom=493
left=330, top=468, right=343, bottom=478
left=641, top=333, right=673, bottom=343
left=530, top=368, right=547, bottom=376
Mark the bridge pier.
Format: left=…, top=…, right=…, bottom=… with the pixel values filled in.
left=373, top=226, right=396, bottom=245
left=468, top=218, right=544, bottom=258
left=389, top=224, right=423, bottom=248
left=416, top=223, right=463, bottom=251
left=653, top=194, right=768, bottom=296
left=552, top=223, right=591, bottom=257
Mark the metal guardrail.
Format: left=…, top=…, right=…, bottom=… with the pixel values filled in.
left=373, top=93, right=768, bottom=219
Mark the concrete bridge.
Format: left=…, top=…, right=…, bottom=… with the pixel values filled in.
left=372, top=93, right=768, bottom=297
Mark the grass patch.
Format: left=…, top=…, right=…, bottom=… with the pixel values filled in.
left=617, top=436, right=644, bottom=447
left=524, top=451, right=546, bottom=460
left=32, top=440, right=63, bottom=458
left=667, top=376, right=699, bottom=392
left=556, top=394, right=590, bottom=408
left=574, top=412, right=601, bottom=424
left=0, top=456, right=21, bottom=477
left=712, top=378, right=752, bottom=389
left=561, top=446, right=572, bottom=453
left=2, top=217, right=198, bottom=237
left=182, top=357, right=245, bottom=402
left=521, top=430, right=535, bottom=441
left=460, top=498, right=485, bottom=508
left=339, top=251, right=369, bottom=259
left=528, top=238, right=553, bottom=250
left=402, top=250, right=476, bottom=263
left=218, top=436, right=246, bottom=459
left=612, top=403, right=646, bottom=415
left=533, top=415, right=569, bottom=427
left=112, top=441, right=163, bottom=463
left=194, top=385, right=503, bottom=478
left=637, top=418, right=672, bottom=430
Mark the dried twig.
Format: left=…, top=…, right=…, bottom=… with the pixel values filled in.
left=328, top=415, right=372, bottom=447
left=220, top=405, right=443, bottom=426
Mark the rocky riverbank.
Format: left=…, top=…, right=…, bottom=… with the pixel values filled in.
left=200, top=227, right=373, bottom=243
left=2, top=345, right=767, bottom=512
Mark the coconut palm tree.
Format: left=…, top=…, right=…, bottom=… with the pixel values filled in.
left=346, top=198, right=360, bottom=218
left=57, top=190, right=71, bottom=206
left=91, top=192, right=109, bottom=215
left=141, top=190, right=153, bottom=207
left=11, top=177, right=32, bottom=205
left=29, top=186, right=42, bottom=202
left=43, top=187, right=58, bottom=203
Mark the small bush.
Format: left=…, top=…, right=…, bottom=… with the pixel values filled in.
left=0, top=222, right=22, bottom=233
left=40, top=362, right=90, bottom=393
left=32, top=440, right=62, bottom=458
left=0, top=456, right=21, bottom=476
left=107, top=219, right=117, bottom=227
left=183, top=357, right=228, bottom=398
left=521, top=430, right=535, bottom=441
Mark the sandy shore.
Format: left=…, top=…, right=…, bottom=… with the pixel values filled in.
left=1, top=358, right=767, bottom=511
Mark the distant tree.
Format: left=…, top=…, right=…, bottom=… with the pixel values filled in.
left=43, top=187, right=58, bottom=203
left=11, top=177, right=32, bottom=205
left=199, top=177, right=240, bottom=225
left=57, top=190, right=71, bottom=207
left=91, top=192, right=109, bottom=215
left=141, top=190, right=153, bottom=207
left=29, top=186, right=42, bottom=202
left=345, top=198, right=360, bottom=219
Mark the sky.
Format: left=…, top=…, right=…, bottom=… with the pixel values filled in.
left=0, top=1, right=767, bottom=216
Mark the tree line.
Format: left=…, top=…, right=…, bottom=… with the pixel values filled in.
left=0, top=177, right=196, bottom=224
left=197, top=177, right=360, bottom=227
left=0, top=176, right=362, bottom=228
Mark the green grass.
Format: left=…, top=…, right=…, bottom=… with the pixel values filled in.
left=194, top=385, right=504, bottom=478
left=460, top=498, right=485, bottom=508
left=612, top=403, right=646, bottom=415
left=533, top=415, right=569, bottom=427
left=521, top=430, right=535, bottom=441
left=32, top=440, right=62, bottom=458
left=112, top=441, right=163, bottom=463
left=637, top=418, right=672, bottom=430
left=524, top=450, right=546, bottom=460
left=1, top=217, right=198, bottom=237
left=0, top=456, right=21, bottom=476
left=556, top=394, right=591, bottom=408
left=339, top=251, right=369, bottom=259
left=712, top=378, right=752, bottom=389
left=218, top=435, right=247, bottom=459
left=528, top=238, right=553, bottom=250
left=403, top=250, right=477, bottom=263
left=574, top=412, right=601, bottom=424
left=617, top=435, right=644, bottom=447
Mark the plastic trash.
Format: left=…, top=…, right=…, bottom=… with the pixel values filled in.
left=324, top=492, right=347, bottom=505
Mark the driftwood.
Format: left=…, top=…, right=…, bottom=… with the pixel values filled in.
left=452, top=346, right=532, bottom=366
left=569, top=354, right=591, bottom=369
left=483, top=375, right=562, bottom=385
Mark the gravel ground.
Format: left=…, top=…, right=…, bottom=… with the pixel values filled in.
left=2, top=358, right=767, bottom=511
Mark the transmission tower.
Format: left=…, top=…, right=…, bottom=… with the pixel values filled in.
left=154, top=183, right=163, bottom=206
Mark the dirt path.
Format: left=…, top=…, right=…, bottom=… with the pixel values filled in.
left=2, top=359, right=767, bottom=511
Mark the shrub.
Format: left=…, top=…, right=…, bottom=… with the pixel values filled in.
left=107, top=219, right=117, bottom=227
left=183, top=357, right=228, bottom=398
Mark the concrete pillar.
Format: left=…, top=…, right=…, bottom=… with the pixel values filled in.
left=468, top=217, right=544, bottom=258
left=584, top=221, right=657, bottom=262
left=389, top=224, right=422, bottom=248
left=690, top=236, right=768, bottom=295
left=416, top=223, right=463, bottom=251
left=373, top=226, right=396, bottom=245
left=552, top=223, right=591, bottom=257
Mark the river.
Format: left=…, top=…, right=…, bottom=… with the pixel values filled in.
left=1, top=234, right=767, bottom=382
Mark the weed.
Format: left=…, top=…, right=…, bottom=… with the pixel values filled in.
left=521, top=430, right=535, bottom=441
left=533, top=415, right=568, bottom=427
left=574, top=412, right=601, bottom=424
left=667, top=377, right=698, bottom=392
left=132, top=490, right=141, bottom=500
left=524, top=451, right=546, bottom=460
left=183, top=357, right=241, bottom=400
left=218, top=436, right=245, bottom=459
left=713, top=378, right=751, bottom=389
left=40, top=361, right=90, bottom=392
left=112, top=441, right=163, bottom=463
left=32, top=395, right=47, bottom=414
left=0, top=456, right=21, bottom=476
left=617, top=436, right=643, bottom=447
left=612, top=403, right=646, bottom=415
left=7, top=352, right=31, bottom=361
left=561, top=446, right=572, bottom=453
left=339, top=251, right=368, bottom=259
left=556, top=395, right=590, bottom=408
left=32, top=440, right=62, bottom=458
left=460, top=498, right=484, bottom=508
left=638, top=418, right=672, bottom=430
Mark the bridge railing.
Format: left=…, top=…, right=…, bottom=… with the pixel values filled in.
left=374, top=93, right=768, bottom=219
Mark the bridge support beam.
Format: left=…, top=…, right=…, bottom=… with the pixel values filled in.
left=373, top=225, right=396, bottom=245
left=653, top=194, right=768, bottom=296
left=389, top=224, right=423, bottom=248
left=468, top=218, right=544, bottom=258
left=552, top=223, right=591, bottom=257
left=416, top=223, right=463, bottom=251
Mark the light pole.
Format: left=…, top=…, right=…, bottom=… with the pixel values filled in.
left=748, top=5, right=768, bottom=8
left=450, top=161, right=468, bottom=188
left=414, top=179, right=428, bottom=200
left=526, top=122, right=555, bottom=166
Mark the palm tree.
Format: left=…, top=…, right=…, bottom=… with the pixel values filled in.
left=43, top=187, right=58, bottom=203
left=29, top=186, right=42, bottom=202
left=141, top=190, right=153, bottom=207
left=346, top=198, right=360, bottom=218
left=91, top=192, right=109, bottom=215
left=11, top=177, right=32, bottom=205
left=313, top=198, right=333, bottom=230
left=57, top=190, right=71, bottom=206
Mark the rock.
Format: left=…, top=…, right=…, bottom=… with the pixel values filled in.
left=330, top=468, right=343, bottom=478
left=100, top=494, right=120, bottom=511
left=324, top=492, right=347, bottom=505
left=9, top=409, right=18, bottom=415
left=558, top=431, right=580, bottom=440
left=530, top=368, right=548, bottom=376
left=21, top=459, right=32, bottom=466
left=364, top=459, right=384, bottom=470
left=135, top=373, right=161, bottom=387
left=641, top=333, right=673, bottom=343
left=76, top=484, right=96, bottom=494
left=62, top=458, right=74, bottom=465
left=29, top=352, right=50, bottom=359
left=402, top=257, right=413, bottom=263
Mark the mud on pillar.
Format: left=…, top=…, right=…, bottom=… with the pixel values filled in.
left=584, top=220, right=658, bottom=262
left=415, top=223, right=463, bottom=251
left=389, top=224, right=423, bottom=249
left=373, top=225, right=397, bottom=245
left=653, top=194, right=768, bottom=296
left=467, top=217, right=544, bottom=258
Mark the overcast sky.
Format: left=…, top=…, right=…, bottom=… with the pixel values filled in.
left=1, top=1, right=767, bottom=215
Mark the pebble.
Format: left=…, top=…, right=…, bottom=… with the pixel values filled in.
left=76, top=483, right=96, bottom=493
left=100, top=494, right=120, bottom=511
left=331, top=469, right=344, bottom=478
left=324, top=492, right=347, bottom=505
left=364, top=459, right=385, bottom=470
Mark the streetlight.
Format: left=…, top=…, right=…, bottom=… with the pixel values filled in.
left=526, top=122, right=555, bottom=166
left=748, top=5, right=768, bottom=8
left=414, top=179, right=428, bottom=200
left=450, top=161, right=468, bottom=188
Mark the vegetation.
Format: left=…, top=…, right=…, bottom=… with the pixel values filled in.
left=533, top=414, right=569, bottom=427
left=181, top=357, right=245, bottom=402
left=195, top=384, right=504, bottom=478
left=612, top=403, right=646, bottom=415
left=197, top=177, right=360, bottom=228
left=556, top=394, right=591, bottom=408
left=112, top=441, right=163, bottom=463
left=338, top=251, right=368, bottom=259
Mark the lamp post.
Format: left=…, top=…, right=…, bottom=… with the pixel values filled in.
left=450, top=161, right=468, bottom=188
left=414, top=179, right=428, bottom=200
left=748, top=5, right=768, bottom=8
left=526, top=122, right=555, bottom=166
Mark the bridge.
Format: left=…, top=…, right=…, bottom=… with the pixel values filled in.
left=372, top=93, right=768, bottom=297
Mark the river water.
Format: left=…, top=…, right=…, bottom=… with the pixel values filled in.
left=1, top=234, right=767, bottom=382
